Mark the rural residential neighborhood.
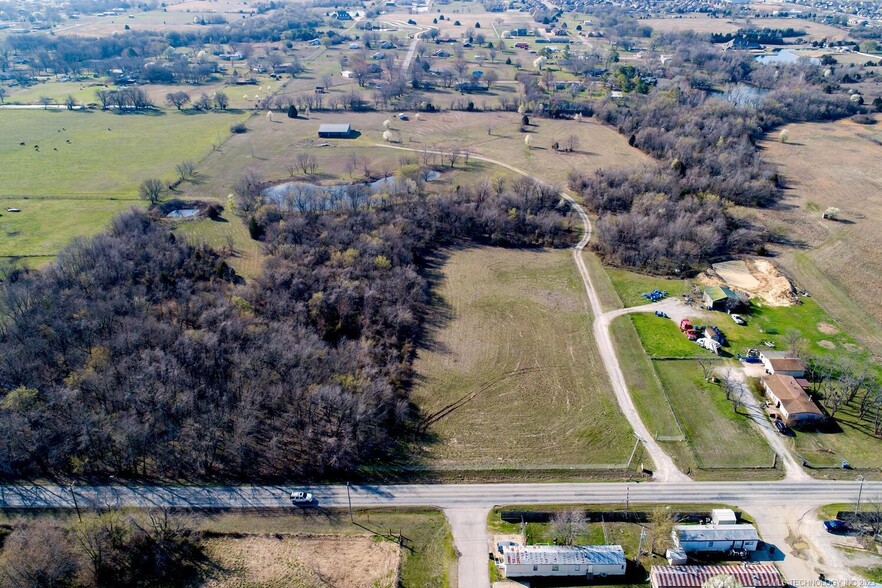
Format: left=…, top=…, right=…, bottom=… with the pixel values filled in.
left=0, top=0, right=881, bottom=584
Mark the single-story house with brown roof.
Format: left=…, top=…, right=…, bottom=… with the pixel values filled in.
left=759, top=351, right=805, bottom=377
left=763, top=374, right=825, bottom=427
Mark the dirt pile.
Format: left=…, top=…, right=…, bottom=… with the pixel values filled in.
left=699, top=258, right=798, bottom=306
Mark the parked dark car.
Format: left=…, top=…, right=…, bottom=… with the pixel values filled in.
left=824, top=520, right=849, bottom=534
left=774, top=420, right=790, bottom=435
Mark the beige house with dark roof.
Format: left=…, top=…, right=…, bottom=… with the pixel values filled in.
left=763, top=374, right=825, bottom=427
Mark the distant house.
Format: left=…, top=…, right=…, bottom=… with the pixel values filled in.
left=763, top=374, right=824, bottom=427
left=333, top=10, right=352, bottom=20
left=724, top=37, right=763, bottom=50
left=651, top=564, right=784, bottom=588
left=703, top=285, right=744, bottom=312
left=759, top=351, right=805, bottom=377
left=672, top=522, right=759, bottom=553
left=500, top=545, right=626, bottom=579
left=317, top=123, right=352, bottom=138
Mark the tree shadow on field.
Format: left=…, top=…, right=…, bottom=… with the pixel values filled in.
left=112, top=108, right=166, bottom=117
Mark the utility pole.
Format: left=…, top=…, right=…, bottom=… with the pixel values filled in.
left=69, top=482, right=81, bottom=523
left=346, top=481, right=354, bottom=524
left=636, top=526, right=646, bottom=566
left=856, top=475, right=866, bottom=514
left=625, top=484, right=630, bottom=519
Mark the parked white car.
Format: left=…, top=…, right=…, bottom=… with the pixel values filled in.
left=290, top=491, right=313, bottom=504
left=731, top=314, right=746, bottom=325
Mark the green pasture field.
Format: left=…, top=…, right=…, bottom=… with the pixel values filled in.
left=0, top=198, right=137, bottom=259
left=0, top=109, right=248, bottom=197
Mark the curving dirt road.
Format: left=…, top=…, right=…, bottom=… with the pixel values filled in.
left=374, top=143, right=688, bottom=482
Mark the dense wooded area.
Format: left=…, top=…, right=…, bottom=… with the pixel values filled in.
left=0, top=510, right=202, bottom=587
left=569, top=34, right=860, bottom=273
left=0, top=179, right=570, bottom=480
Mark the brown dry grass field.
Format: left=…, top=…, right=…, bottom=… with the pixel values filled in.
left=405, top=3, right=537, bottom=39
left=56, top=10, right=201, bottom=36
left=760, top=119, right=882, bottom=357
left=184, top=109, right=648, bottom=197
left=165, top=0, right=256, bottom=13
left=176, top=108, right=644, bottom=284
left=643, top=15, right=849, bottom=41
left=411, top=246, right=636, bottom=470
left=202, top=535, right=399, bottom=588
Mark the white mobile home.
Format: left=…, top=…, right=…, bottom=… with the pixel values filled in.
left=501, top=544, right=626, bottom=579
left=673, top=523, right=759, bottom=553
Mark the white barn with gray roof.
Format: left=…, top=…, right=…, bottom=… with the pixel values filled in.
left=501, top=544, right=626, bottom=578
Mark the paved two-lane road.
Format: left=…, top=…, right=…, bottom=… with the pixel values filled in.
left=0, top=480, right=875, bottom=587
left=0, top=480, right=869, bottom=510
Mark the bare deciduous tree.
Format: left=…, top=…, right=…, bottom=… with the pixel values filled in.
left=214, top=91, right=230, bottom=110
left=165, top=91, right=191, bottom=110
left=0, top=520, right=78, bottom=587
left=648, top=506, right=675, bottom=555
left=139, top=178, right=165, bottom=205
left=295, top=152, right=319, bottom=175
left=176, top=160, right=196, bottom=182
left=549, top=509, right=587, bottom=546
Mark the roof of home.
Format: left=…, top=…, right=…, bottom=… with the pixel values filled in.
left=764, top=375, right=822, bottom=416
left=651, top=564, right=783, bottom=588
left=759, top=350, right=791, bottom=359
left=704, top=285, right=738, bottom=302
left=502, top=544, right=625, bottom=566
left=674, top=523, right=759, bottom=542
left=318, top=123, right=352, bottom=133
left=767, top=358, right=805, bottom=373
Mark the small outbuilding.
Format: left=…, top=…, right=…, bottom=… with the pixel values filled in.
left=501, top=544, right=626, bottom=579
left=650, top=564, right=784, bottom=588
left=672, top=522, right=759, bottom=553
left=317, top=123, right=352, bottom=138
left=711, top=509, right=738, bottom=525
left=703, top=286, right=744, bottom=312
left=763, top=374, right=825, bottom=427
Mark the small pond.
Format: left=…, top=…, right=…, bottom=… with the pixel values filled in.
left=166, top=208, right=199, bottom=218
left=263, top=171, right=443, bottom=209
left=755, top=50, right=821, bottom=65
left=707, top=83, right=770, bottom=107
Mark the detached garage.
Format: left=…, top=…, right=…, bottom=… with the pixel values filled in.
left=317, top=123, right=352, bottom=138
left=501, top=544, right=626, bottom=579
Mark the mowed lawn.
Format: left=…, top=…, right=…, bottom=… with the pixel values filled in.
left=412, top=247, right=635, bottom=468
left=609, top=316, right=777, bottom=476
left=628, top=298, right=872, bottom=363
left=605, top=267, right=690, bottom=308
left=0, top=109, right=247, bottom=197
left=654, top=360, right=775, bottom=471
left=0, top=198, right=137, bottom=258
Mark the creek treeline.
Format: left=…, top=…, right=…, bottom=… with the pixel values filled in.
left=0, top=178, right=570, bottom=480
